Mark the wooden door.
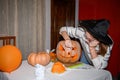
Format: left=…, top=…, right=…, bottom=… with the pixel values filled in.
left=51, top=0, right=75, bottom=50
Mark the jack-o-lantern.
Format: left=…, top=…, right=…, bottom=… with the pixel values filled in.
left=56, top=40, right=82, bottom=64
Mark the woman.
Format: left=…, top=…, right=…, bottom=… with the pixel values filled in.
left=59, top=19, right=113, bottom=69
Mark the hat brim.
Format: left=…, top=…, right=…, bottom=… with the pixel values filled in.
left=84, top=26, right=113, bottom=45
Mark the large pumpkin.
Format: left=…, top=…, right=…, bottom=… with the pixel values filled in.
left=27, top=52, right=50, bottom=66
left=56, top=40, right=82, bottom=63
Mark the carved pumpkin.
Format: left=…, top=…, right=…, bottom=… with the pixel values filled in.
left=27, top=52, right=50, bottom=66
left=56, top=40, right=82, bottom=63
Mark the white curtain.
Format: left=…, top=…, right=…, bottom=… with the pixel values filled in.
left=0, top=0, right=46, bottom=60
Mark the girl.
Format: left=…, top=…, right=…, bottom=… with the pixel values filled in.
left=59, top=19, right=113, bottom=69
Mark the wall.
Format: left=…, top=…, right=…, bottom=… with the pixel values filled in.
left=79, top=0, right=120, bottom=76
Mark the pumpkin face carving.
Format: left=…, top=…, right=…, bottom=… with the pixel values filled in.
left=27, top=52, right=50, bottom=66
left=56, top=40, right=82, bottom=63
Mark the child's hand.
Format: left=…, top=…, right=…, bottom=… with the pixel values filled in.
left=62, top=39, right=73, bottom=55
left=64, top=47, right=72, bottom=54
left=65, top=39, right=73, bottom=48
left=86, top=39, right=99, bottom=47
left=86, top=39, right=99, bottom=58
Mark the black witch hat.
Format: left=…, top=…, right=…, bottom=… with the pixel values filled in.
left=79, top=19, right=113, bottom=45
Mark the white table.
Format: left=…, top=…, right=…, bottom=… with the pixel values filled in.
left=2, top=60, right=112, bottom=80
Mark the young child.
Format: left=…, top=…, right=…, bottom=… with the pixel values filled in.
left=59, top=19, right=113, bottom=69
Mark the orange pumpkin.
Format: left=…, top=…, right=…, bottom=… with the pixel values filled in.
left=51, top=61, right=66, bottom=73
left=56, top=40, right=82, bottom=63
left=27, top=52, right=50, bottom=66
left=49, top=52, right=57, bottom=62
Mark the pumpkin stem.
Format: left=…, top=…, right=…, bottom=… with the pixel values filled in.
left=50, top=49, right=55, bottom=52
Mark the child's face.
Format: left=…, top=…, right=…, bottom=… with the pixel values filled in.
left=85, top=31, right=96, bottom=42
left=85, top=31, right=100, bottom=47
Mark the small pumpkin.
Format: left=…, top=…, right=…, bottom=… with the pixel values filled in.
left=49, top=52, right=57, bottom=62
left=56, top=40, right=82, bottom=63
left=27, top=52, right=50, bottom=66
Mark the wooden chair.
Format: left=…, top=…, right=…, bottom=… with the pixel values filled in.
left=0, top=36, right=16, bottom=46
